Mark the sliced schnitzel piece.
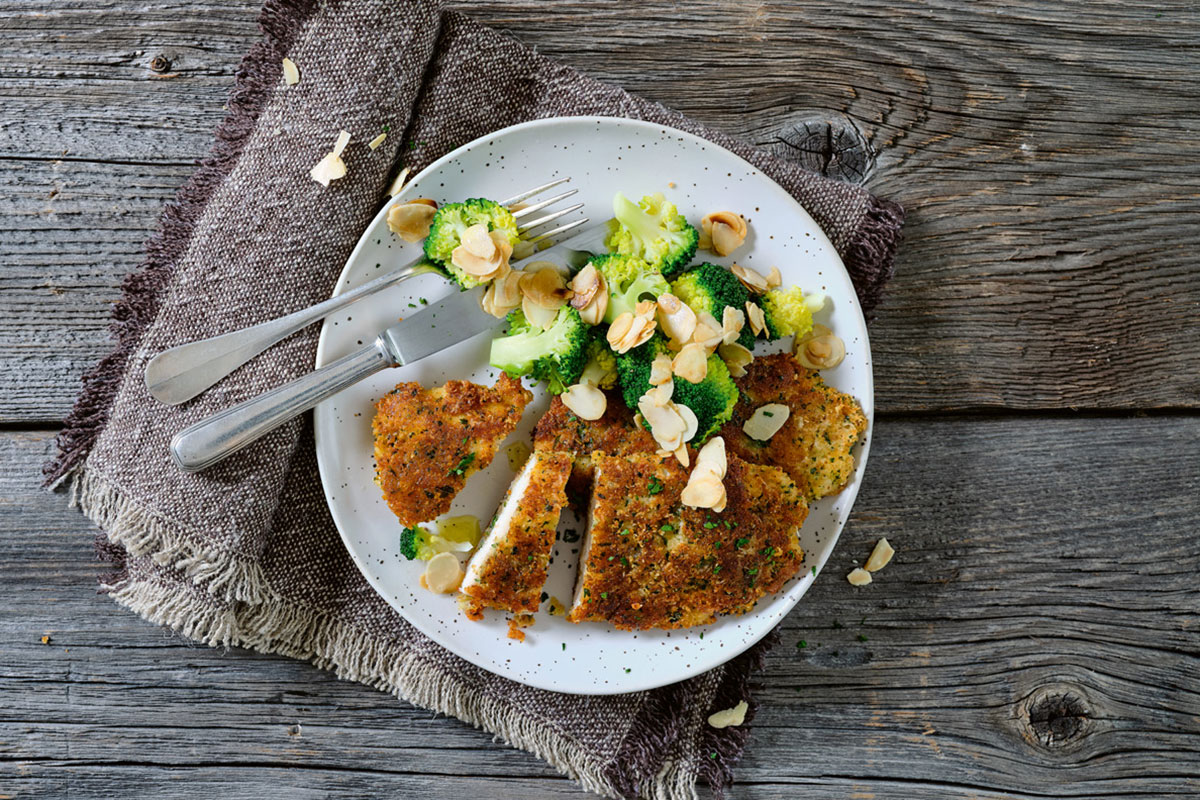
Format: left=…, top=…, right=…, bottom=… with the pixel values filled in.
left=373, top=374, right=532, bottom=527
left=532, top=390, right=657, bottom=500
left=719, top=353, right=868, bottom=501
left=567, top=451, right=808, bottom=630
left=460, top=450, right=572, bottom=617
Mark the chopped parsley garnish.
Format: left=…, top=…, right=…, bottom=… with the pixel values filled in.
left=703, top=521, right=717, bottom=529
left=661, top=523, right=675, bottom=532
left=647, top=477, right=663, bottom=495
left=735, top=538, right=750, bottom=548
left=796, top=639, right=807, bottom=649
left=600, top=592, right=608, bottom=599
left=449, top=452, right=475, bottom=476
left=763, top=410, right=774, bottom=417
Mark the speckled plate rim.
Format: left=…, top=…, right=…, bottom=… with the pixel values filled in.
left=313, top=115, right=874, bottom=694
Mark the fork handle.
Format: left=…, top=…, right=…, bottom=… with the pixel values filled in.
left=170, top=339, right=393, bottom=473
left=145, top=258, right=435, bottom=406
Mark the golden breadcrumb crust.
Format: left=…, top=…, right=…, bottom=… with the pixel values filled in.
left=461, top=451, right=572, bottom=615
left=567, top=452, right=808, bottom=630
left=532, top=390, right=658, bottom=500
left=372, top=374, right=531, bottom=527
left=719, top=353, right=868, bottom=500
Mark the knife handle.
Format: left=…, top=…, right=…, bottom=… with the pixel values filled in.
left=170, top=340, right=393, bottom=472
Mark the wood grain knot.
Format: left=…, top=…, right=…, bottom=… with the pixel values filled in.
left=769, top=111, right=875, bottom=185
left=149, top=55, right=171, bottom=73
left=1024, top=688, right=1090, bottom=748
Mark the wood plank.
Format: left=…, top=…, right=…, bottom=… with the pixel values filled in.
left=3, top=417, right=1197, bottom=797
left=0, top=1, right=1198, bottom=420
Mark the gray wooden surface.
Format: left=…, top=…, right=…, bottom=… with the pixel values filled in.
left=2, top=1, right=1198, bottom=798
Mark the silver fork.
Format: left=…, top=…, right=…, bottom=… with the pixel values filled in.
left=144, top=179, right=589, bottom=406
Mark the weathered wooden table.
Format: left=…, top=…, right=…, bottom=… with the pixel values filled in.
left=3, top=2, right=1198, bottom=797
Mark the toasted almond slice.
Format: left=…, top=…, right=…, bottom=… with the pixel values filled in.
left=796, top=332, right=846, bottom=370
left=639, top=397, right=687, bottom=445
left=521, top=294, right=559, bottom=330
left=681, top=472, right=724, bottom=509
left=424, top=552, right=464, bottom=593
left=712, top=485, right=728, bottom=513
left=562, top=382, right=607, bottom=421
left=695, top=436, right=727, bottom=479
left=332, top=130, right=351, bottom=157
left=646, top=380, right=674, bottom=407
left=693, top=311, right=724, bottom=350
left=452, top=245, right=501, bottom=278
left=620, top=313, right=656, bottom=352
left=569, top=264, right=603, bottom=310
left=408, top=197, right=438, bottom=208
left=847, top=567, right=872, bottom=587
left=460, top=223, right=497, bottom=259
left=743, top=403, right=791, bottom=441
left=864, top=538, right=895, bottom=573
left=579, top=290, right=607, bottom=325
left=481, top=269, right=523, bottom=318
left=719, top=341, right=753, bottom=377
left=722, top=306, right=745, bottom=345
left=522, top=266, right=572, bottom=310
left=607, top=313, right=634, bottom=349
left=745, top=301, right=766, bottom=337
left=387, top=201, right=437, bottom=242
left=650, top=353, right=674, bottom=386
left=672, top=342, right=709, bottom=384
left=707, top=701, right=749, bottom=729
left=368, top=132, right=387, bottom=150
left=657, top=293, right=698, bottom=344
left=675, top=403, right=699, bottom=443
left=731, top=263, right=769, bottom=294
left=766, top=266, right=782, bottom=289
left=282, top=57, right=300, bottom=85
left=673, top=443, right=690, bottom=467
left=702, top=211, right=748, bottom=256
left=386, top=166, right=411, bottom=197
left=635, top=299, right=657, bottom=318
left=309, top=152, right=346, bottom=187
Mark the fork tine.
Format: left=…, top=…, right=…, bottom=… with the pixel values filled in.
left=511, top=188, right=579, bottom=220
left=524, top=216, right=590, bottom=246
left=501, top=178, right=570, bottom=208
left=517, top=202, right=585, bottom=233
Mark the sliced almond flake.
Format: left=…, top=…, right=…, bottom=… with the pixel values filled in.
left=722, top=306, right=745, bottom=345
left=460, top=223, right=498, bottom=259
left=864, top=538, right=895, bottom=572
left=332, top=130, right=351, bottom=157
left=309, top=152, right=346, bottom=187
left=424, top=552, right=464, bottom=593
left=719, top=342, right=753, bottom=377
left=847, top=567, right=872, bottom=586
left=707, top=701, right=749, bottom=729
left=281, top=57, right=300, bottom=86
left=694, top=436, right=727, bottom=480
left=561, top=382, right=607, bottom=421
left=673, top=443, right=690, bottom=467
left=387, top=201, right=437, bottom=242
left=386, top=166, right=411, bottom=197
left=649, top=353, right=673, bottom=386
left=672, top=343, right=708, bottom=384
left=745, top=301, right=766, bottom=337
left=681, top=472, right=724, bottom=510
left=766, top=266, right=782, bottom=289
left=368, top=132, right=387, bottom=150
left=675, top=403, right=699, bottom=443
left=646, top=381, right=674, bottom=407
left=796, top=331, right=846, bottom=370
left=731, top=263, right=769, bottom=294
left=657, top=293, right=698, bottom=345
left=743, top=403, right=790, bottom=441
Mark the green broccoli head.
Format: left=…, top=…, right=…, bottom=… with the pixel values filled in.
left=588, top=253, right=671, bottom=323
left=423, top=198, right=520, bottom=288
left=615, top=335, right=739, bottom=444
left=580, top=329, right=618, bottom=389
left=399, top=525, right=434, bottom=561
left=489, top=305, right=589, bottom=394
left=604, top=192, right=699, bottom=277
left=761, top=285, right=825, bottom=339
left=670, top=262, right=756, bottom=349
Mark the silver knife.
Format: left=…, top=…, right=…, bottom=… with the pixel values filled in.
left=170, top=286, right=503, bottom=472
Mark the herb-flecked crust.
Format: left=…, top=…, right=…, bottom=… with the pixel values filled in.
left=372, top=374, right=532, bottom=527
left=461, top=451, right=572, bottom=615
left=568, top=452, right=808, bottom=630
left=719, top=353, right=868, bottom=501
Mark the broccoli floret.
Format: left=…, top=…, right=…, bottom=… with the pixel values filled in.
left=399, top=525, right=434, bottom=561
left=423, top=198, right=520, bottom=288
left=490, top=306, right=589, bottom=393
left=616, top=336, right=739, bottom=444
left=761, top=286, right=825, bottom=339
left=670, top=262, right=756, bottom=349
left=589, top=253, right=671, bottom=323
left=580, top=330, right=618, bottom=388
left=604, top=192, right=699, bottom=277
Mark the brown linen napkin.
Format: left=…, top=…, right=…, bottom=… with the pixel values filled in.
left=47, top=2, right=903, bottom=798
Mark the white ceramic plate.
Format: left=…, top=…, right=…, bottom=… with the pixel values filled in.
left=314, top=116, right=873, bottom=695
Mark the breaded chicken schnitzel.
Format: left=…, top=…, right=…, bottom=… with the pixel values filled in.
left=719, top=354, right=867, bottom=501
left=373, top=374, right=531, bottom=527
left=567, top=451, right=807, bottom=630
left=532, top=390, right=657, bottom=500
left=460, top=450, right=572, bottom=617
